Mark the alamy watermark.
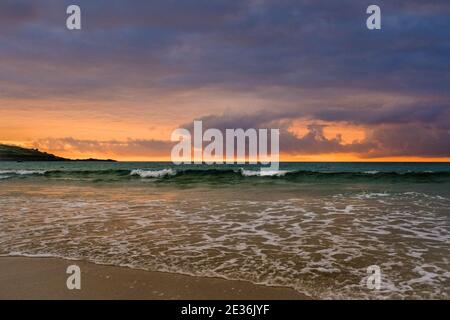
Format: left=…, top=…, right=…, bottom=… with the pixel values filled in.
left=66, top=264, right=81, bottom=290
left=171, top=121, right=280, bottom=172
left=66, top=5, right=81, bottom=30
left=366, top=265, right=382, bottom=290
left=366, top=5, right=382, bottom=30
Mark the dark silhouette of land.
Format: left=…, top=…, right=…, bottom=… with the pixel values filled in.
left=0, top=144, right=116, bottom=162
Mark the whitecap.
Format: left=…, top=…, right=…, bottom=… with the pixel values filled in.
left=130, top=168, right=176, bottom=178
left=240, top=169, right=289, bottom=177
left=363, top=170, right=380, bottom=174
left=0, top=170, right=46, bottom=175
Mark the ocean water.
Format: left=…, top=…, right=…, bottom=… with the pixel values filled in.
left=0, top=162, right=449, bottom=299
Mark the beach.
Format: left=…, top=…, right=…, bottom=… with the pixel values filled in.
left=0, top=257, right=306, bottom=300
left=0, top=162, right=449, bottom=299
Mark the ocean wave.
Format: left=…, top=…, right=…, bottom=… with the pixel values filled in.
left=240, top=169, right=290, bottom=177
left=130, top=168, right=176, bottom=178
left=0, top=168, right=449, bottom=183
left=0, top=169, right=46, bottom=175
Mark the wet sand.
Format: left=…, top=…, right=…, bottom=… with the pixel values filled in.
left=0, top=257, right=308, bottom=300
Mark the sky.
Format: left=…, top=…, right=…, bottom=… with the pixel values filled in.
left=0, top=0, right=449, bottom=161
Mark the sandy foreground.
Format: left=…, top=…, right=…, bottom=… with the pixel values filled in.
left=0, top=257, right=308, bottom=300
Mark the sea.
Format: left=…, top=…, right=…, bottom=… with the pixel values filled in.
left=0, top=161, right=449, bottom=299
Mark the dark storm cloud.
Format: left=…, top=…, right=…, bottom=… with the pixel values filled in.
left=313, top=104, right=450, bottom=125
left=183, top=109, right=450, bottom=158
left=1, top=0, right=449, bottom=95
left=361, top=124, right=450, bottom=158
left=279, top=123, right=450, bottom=158
left=180, top=111, right=367, bottom=156
left=188, top=101, right=450, bottom=128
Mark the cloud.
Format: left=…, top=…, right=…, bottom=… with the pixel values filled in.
left=361, top=124, right=450, bottom=158
left=181, top=110, right=450, bottom=158
left=1, top=0, right=449, bottom=98
left=29, top=108, right=450, bottom=159
left=0, top=1, right=39, bottom=26
left=312, top=103, right=450, bottom=125
left=32, top=137, right=173, bottom=158
left=2, top=1, right=450, bottom=159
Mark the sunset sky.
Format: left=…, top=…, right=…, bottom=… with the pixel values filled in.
left=1, top=0, right=449, bottom=161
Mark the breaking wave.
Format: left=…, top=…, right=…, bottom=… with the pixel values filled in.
left=130, top=169, right=176, bottom=178
left=0, top=169, right=46, bottom=175
left=240, top=169, right=290, bottom=177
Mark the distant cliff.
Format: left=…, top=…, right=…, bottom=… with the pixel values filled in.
left=0, top=144, right=116, bottom=162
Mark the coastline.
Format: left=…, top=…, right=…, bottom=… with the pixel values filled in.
left=0, top=257, right=309, bottom=300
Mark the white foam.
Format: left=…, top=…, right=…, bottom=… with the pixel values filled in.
left=363, top=170, right=380, bottom=174
left=240, top=169, right=289, bottom=177
left=0, top=170, right=46, bottom=175
left=354, top=192, right=390, bottom=199
left=1, top=189, right=449, bottom=299
left=6, top=252, right=55, bottom=258
left=130, top=169, right=176, bottom=178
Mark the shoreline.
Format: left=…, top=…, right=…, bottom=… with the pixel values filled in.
left=0, top=257, right=309, bottom=300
